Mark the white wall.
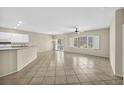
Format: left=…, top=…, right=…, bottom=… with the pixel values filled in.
left=110, top=8, right=124, bottom=77
left=0, top=27, right=53, bottom=53
left=110, top=14, right=116, bottom=74
left=28, top=32, right=53, bottom=52
left=55, top=28, right=109, bottom=58
left=122, top=25, right=124, bottom=78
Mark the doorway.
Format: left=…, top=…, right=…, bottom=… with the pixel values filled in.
left=55, top=39, right=64, bottom=51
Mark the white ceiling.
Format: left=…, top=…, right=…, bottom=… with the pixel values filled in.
left=0, top=7, right=119, bottom=34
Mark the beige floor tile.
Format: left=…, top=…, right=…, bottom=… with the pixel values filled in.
left=38, top=68, right=48, bottom=72
left=47, top=68, right=56, bottom=71
left=97, top=74, right=115, bottom=81
left=65, top=70, right=76, bottom=75
left=0, top=51, right=122, bottom=85
left=0, top=79, right=21, bottom=85
left=42, top=76, right=55, bottom=85
left=33, top=72, right=46, bottom=78
left=68, top=83, right=80, bottom=85
left=77, top=75, right=91, bottom=82
left=80, top=82, right=94, bottom=85
left=93, top=81, right=106, bottom=85
left=56, top=66, right=64, bottom=71
left=56, top=71, right=65, bottom=76
left=19, top=78, right=32, bottom=85
left=29, top=77, right=44, bottom=85
left=74, top=69, right=85, bottom=75
left=86, top=74, right=101, bottom=81
left=0, top=73, right=23, bottom=80
left=45, top=71, right=55, bottom=76
left=55, top=76, right=67, bottom=84
left=66, top=75, right=80, bottom=84
left=104, top=80, right=123, bottom=85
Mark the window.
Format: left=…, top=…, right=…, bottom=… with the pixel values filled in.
left=69, top=37, right=79, bottom=48
left=69, top=35, right=99, bottom=49
left=88, top=35, right=99, bottom=49
left=69, top=38, right=74, bottom=47
left=79, top=36, right=87, bottom=48
left=74, top=38, right=78, bottom=47
left=87, top=36, right=93, bottom=48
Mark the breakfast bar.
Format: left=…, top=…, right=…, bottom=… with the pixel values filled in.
left=0, top=46, right=37, bottom=77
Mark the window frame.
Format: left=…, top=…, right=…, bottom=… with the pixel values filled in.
left=69, top=35, right=99, bottom=49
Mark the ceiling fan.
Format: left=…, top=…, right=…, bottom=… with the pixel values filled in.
left=74, top=26, right=81, bottom=34
left=64, top=25, right=81, bottom=34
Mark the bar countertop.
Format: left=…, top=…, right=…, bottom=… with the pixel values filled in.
left=0, top=46, right=37, bottom=77
left=0, top=46, right=35, bottom=51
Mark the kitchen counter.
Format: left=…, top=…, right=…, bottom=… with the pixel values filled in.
left=0, top=46, right=37, bottom=77
left=0, top=47, right=19, bottom=50
left=0, top=46, right=33, bottom=50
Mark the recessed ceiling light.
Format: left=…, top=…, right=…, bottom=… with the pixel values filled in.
left=17, top=24, right=20, bottom=26
left=18, top=21, right=22, bottom=24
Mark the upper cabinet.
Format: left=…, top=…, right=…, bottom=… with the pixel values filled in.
left=0, top=32, right=11, bottom=42
left=0, top=32, right=29, bottom=43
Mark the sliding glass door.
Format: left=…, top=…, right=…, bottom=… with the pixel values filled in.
left=55, top=39, right=64, bottom=51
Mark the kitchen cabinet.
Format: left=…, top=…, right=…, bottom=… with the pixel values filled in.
left=0, top=32, right=11, bottom=42
left=0, top=32, right=29, bottom=43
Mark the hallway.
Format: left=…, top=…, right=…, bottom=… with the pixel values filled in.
left=0, top=51, right=123, bottom=85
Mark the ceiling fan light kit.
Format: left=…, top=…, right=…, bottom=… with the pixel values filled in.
left=75, top=27, right=80, bottom=34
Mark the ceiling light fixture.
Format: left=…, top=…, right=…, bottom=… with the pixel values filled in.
left=75, top=27, right=78, bottom=33
left=18, top=21, right=22, bottom=24
left=16, top=21, right=22, bottom=27
left=17, top=24, right=20, bottom=26
left=75, top=27, right=80, bottom=34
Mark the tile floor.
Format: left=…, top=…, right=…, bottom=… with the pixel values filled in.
left=0, top=51, right=123, bottom=85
